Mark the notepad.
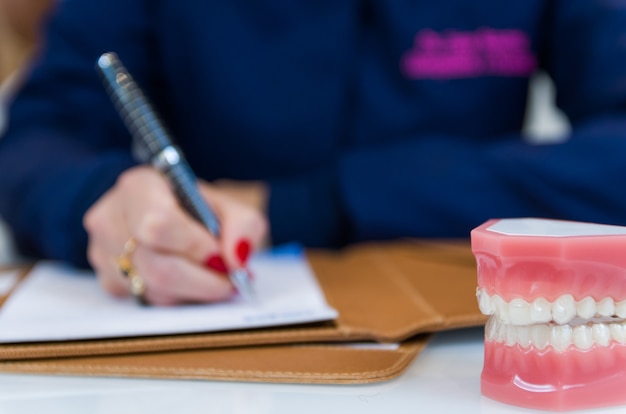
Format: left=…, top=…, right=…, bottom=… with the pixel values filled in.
left=0, top=247, right=338, bottom=343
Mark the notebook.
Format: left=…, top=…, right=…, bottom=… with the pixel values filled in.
left=0, top=240, right=486, bottom=384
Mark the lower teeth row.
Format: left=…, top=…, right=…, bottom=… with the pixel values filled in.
left=485, top=317, right=626, bottom=352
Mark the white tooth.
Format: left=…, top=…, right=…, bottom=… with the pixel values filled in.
left=577, top=297, right=596, bottom=320
left=531, top=325, right=550, bottom=350
left=573, top=325, right=593, bottom=350
left=553, top=295, right=576, bottom=324
left=597, top=298, right=615, bottom=317
left=485, top=317, right=497, bottom=341
left=517, top=326, right=531, bottom=349
left=493, top=295, right=510, bottom=323
left=615, top=300, right=626, bottom=318
left=509, top=298, right=531, bottom=325
left=592, top=323, right=611, bottom=347
left=610, top=323, right=626, bottom=344
left=477, top=289, right=495, bottom=315
left=496, top=318, right=507, bottom=342
left=550, top=324, right=572, bottom=352
left=505, top=325, right=517, bottom=347
left=530, top=297, right=552, bottom=324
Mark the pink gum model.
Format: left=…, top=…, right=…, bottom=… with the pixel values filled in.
left=471, top=218, right=626, bottom=411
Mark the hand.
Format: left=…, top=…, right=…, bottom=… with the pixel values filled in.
left=83, top=166, right=269, bottom=306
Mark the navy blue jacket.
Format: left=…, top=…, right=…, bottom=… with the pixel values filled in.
left=1, top=0, right=626, bottom=267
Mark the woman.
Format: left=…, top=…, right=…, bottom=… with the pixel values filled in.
left=1, top=0, right=626, bottom=305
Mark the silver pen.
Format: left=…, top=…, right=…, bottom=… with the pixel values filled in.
left=96, top=52, right=255, bottom=301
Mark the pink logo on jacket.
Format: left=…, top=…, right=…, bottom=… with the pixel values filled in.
left=401, top=28, right=537, bottom=79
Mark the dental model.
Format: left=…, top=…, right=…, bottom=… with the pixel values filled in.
left=472, top=218, right=626, bottom=411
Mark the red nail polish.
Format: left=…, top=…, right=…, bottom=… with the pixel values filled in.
left=204, top=254, right=228, bottom=274
left=236, top=239, right=251, bottom=265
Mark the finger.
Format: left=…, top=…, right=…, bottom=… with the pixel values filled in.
left=199, top=185, right=268, bottom=270
left=88, top=233, right=231, bottom=304
left=84, top=186, right=133, bottom=297
left=134, top=246, right=235, bottom=305
left=116, top=166, right=219, bottom=263
left=83, top=184, right=130, bottom=260
left=87, top=239, right=129, bottom=297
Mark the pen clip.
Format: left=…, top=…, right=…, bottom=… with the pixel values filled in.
left=96, top=52, right=175, bottom=163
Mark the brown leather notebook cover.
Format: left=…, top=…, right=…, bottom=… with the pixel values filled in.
left=0, top=240, right=485, bottom=383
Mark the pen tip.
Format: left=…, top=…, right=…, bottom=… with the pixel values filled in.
left=230, top=268, right=256, bottom=302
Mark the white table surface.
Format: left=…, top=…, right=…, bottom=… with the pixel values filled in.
left=1, top=328, right=625, bottom=414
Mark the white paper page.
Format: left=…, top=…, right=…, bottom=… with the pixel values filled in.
left=0, top=247, right=338, bottom=343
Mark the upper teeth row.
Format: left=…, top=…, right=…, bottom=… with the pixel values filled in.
left=477, top=288, right=626, bottom=325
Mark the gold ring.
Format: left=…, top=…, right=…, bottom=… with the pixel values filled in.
left=116, top=237, right=147, bottom=301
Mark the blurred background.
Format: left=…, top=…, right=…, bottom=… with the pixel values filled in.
left=0, top=0, right=56, bottom=264
left=0, top=0, right=571, bottom=265
left=0, top=0, right=54, bottom=82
